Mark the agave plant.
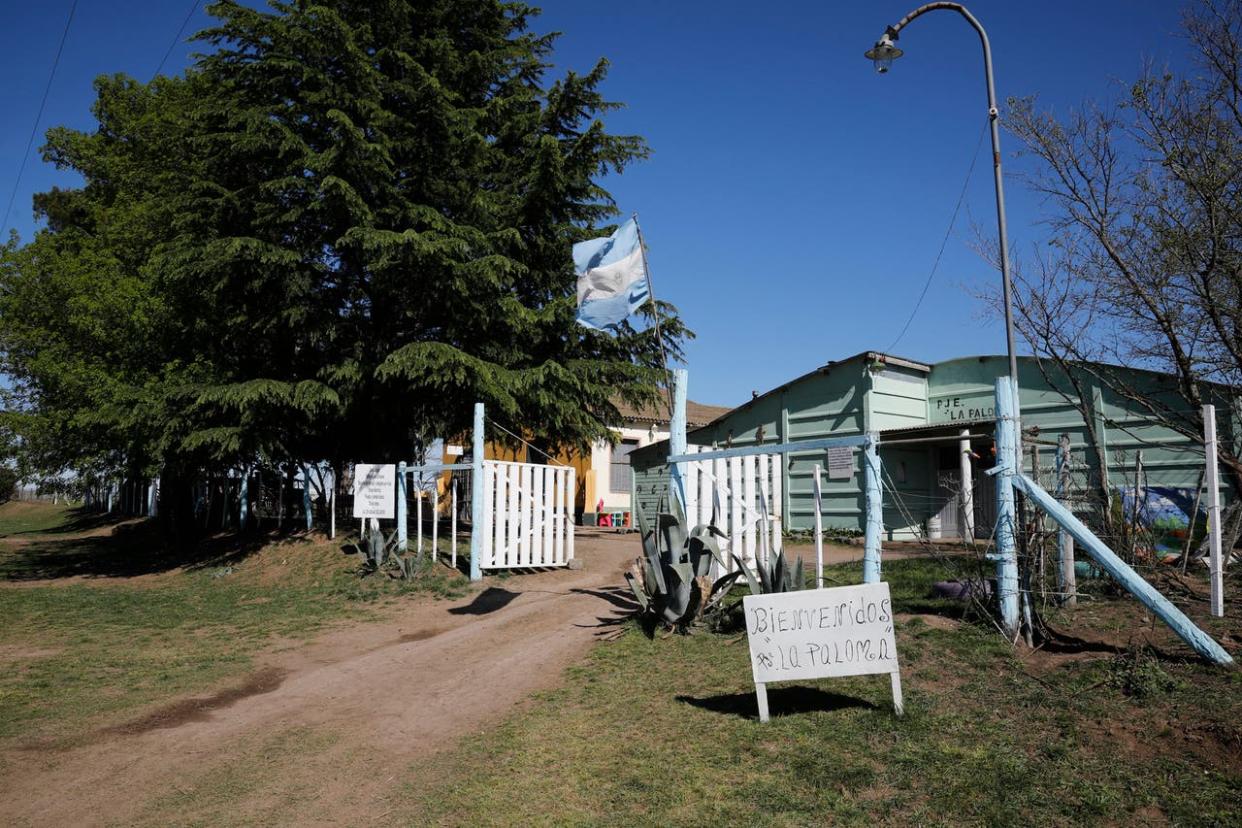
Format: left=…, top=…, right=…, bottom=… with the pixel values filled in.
left=353, top=519, right=423, bottom=579
left=731, top=489, right=805, bottom=595
left=625, top=497, right=741, bottom=633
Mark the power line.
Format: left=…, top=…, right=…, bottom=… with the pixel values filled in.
left=1, top=0, right=78, bottom=238
left=884, top=117, right=989, bottom=354
left=152, top=0, right=202, bottom=80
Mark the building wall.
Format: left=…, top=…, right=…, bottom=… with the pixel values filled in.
left=634, top=354, right=1238, bottom=540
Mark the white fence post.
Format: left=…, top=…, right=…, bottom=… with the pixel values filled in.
left=813, top=463, right=824, bottom=588
left=1204, top=404, right=1225, bottom=617
left=470, top=403, right=485, bottom=581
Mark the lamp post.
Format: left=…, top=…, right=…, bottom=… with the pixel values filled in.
left=865, top=2, right=1018, bottom=387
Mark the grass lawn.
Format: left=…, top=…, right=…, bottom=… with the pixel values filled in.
left=0, top=501, right=85, bottom=536
left=0, top=514, right=469, bottom=749
left=390, top=558, right=1242, bottom=827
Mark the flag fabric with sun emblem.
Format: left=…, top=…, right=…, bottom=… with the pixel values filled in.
left=572, top=218, right=649, bottom=331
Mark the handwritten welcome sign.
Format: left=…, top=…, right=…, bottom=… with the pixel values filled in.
left=353, top=463, right=396, bottom=519
left=743, top=582, right=903, bottom=719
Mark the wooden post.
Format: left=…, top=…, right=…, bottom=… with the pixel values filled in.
left=959, top=428, right=975, bottom=544
left=470, top=403, right=485, bottom=581
left=863, top=435, right=882, bottom=584
left=302, top=465, right=313, bottom=531
left=670, top=368, right=689, bottom=513
left=889, top=670, right=905, bottom=716
left=416, top=488, right=424, bottom=557
left=451, top=477, right=458, bottom=569
left=239, top=469, right=249, bottom=530
left=812, top=463, right=824, bottom=588
left=755, top=682, right=770, bottom=723
left=1181, top=469, right=1205, bottom=574
left=1204, top=405, right=1224, bottom=617
left=1056, top=434, right=1077, bottom=606
left=432, top=481, right=439, bottom=561
left=329, top=472, right=336, bottom=540
left=994, top=377, right=1021, bottom=639
left=397, top=461, right=408, bottom=552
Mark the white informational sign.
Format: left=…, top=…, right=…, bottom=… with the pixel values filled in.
left=352, top=463, right=396, bottom=519
left=445, top=445, right=464, bottom=457
left=826, top=446, right=854, bottom=480
left=743, top=581, right=903, bottom=719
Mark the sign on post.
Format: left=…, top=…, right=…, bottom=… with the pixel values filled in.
left=826, top=446, right=855, bottom=480
left=352, top=463, right=396, bottom=519
left=743, top=582, right=903, bottom=720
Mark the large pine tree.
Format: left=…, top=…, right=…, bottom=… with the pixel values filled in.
left=0, top=0, right=687, bottom=532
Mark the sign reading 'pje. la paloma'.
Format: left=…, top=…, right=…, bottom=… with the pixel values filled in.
left=743, top=581, right=903, bottom=720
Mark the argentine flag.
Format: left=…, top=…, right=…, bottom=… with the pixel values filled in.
left=573, top=218, right=649, bottom=331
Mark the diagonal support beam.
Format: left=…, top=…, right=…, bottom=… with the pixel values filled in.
left=1010, top=472, right=1233, bottom=666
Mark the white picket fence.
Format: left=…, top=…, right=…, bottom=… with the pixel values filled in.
left=479, top=460, right=575, bottom=569
left=682, top=445, right=782, bottom=575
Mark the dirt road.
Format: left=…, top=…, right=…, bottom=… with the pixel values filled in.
left=1, top=531, right=646, bottom=826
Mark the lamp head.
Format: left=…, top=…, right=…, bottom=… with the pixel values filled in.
left=864, top=34, right=903, bottom=74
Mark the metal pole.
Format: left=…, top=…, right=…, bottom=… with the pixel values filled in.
left=882, top=3, right=1019, bottom=387
left=397, top=461, right=408, bottom=552
left=633, top=215, right=676, bottom=419
left=959, top=428, right=975, bottom=544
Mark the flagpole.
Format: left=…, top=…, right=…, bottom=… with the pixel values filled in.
left=632, top=213, right=676, bottom=420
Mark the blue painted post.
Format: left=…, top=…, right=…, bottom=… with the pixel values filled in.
left=1011, top=473, right=1233, bottom=665
left=300, top=466, right=312, bottom=530
left=994, top=377, right=1021, bottom=638
left=470, top=403, right=485, bottom=581
left=863, top=435, right=883, bottom=583
left=397, top=461, right=408, bottom=552
left=669, top=368, right=689, bottom=512
left=239, top=469, right=249, bottom=530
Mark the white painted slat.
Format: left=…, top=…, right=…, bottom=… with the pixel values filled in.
left=770, top=455, right=782, bottom=557
left=697, top=449, right=711, bottom=529
left=729, top=457, right=743, bottom=570
left=743, top=454, right=756, bottom=565
left=758, top=465, right=771, bottom=569
left=506, top=464, right=520, bottom=567
left=519, top=464, right=531, bottom=566
left=566, top=468, right=576, bottom=562
left=531, top=465, right=545, bottom=565
left=685, top=446, right=699, bottom=525
left=553, top=467, right=565, bottom=565
left=542, top=467, right=554, bottom=565
left=483, top=463, right=495, bottom=567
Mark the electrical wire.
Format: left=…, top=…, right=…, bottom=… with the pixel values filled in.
left=152, top=0, right=202, bottom=80
left=884, top=117, right=990, bottom=354
left=1, top=0, right=78, bottom=237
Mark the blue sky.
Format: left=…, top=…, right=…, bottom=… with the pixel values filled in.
left=0, top=1, right=1194, bottom=407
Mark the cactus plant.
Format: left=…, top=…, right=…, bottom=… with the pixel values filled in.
left=625, top=496, right=741, bottom=633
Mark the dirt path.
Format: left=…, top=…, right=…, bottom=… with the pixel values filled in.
left=0, top=531, right=641, bottom=827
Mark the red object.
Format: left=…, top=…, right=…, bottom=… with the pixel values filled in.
left=597, top=499, right=611, bottom=527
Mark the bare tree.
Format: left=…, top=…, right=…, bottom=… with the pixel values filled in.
left=999, top=0, right=1242, bottom=552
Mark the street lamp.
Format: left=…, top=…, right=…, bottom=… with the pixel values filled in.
left=865, top=2, right=1019, bottom=387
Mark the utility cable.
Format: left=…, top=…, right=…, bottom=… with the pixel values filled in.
left=152, top=0, right=202, bottom=80
left=1, top=0, right=78, bottom=237
left=884, top=117, right=989, bottom=354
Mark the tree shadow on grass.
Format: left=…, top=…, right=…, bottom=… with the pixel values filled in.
left=678, top=686, right=877, bottom=720
left=0, top=506, right=129, bottom=539
left=0, top=521, right=308, bottom=581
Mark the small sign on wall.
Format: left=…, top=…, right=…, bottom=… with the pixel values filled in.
left=743, top=582, right=903, bottom=720
left=352, top=463, right=396, bottom=519
left=445, top=445, right=464, bottom=456
left=826, top=446, right=855, bottom=480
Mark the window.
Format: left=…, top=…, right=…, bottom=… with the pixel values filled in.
left=610, top=440, right=639, bottom=492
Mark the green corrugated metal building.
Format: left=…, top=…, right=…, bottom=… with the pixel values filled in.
left=631, top=352, right=1239, bottom=539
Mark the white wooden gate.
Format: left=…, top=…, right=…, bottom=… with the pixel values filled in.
left=682, top=445, right=782, bottom=574
left=479, top=460, right=575, bottom=569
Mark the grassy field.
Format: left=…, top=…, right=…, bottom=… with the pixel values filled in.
left=0, top=505, right=469, bottom=748
left=389, top=558, right=1242, bottom=827
left=0, top=500, right=88, bottom=536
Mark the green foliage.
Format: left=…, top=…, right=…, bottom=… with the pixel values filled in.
left=0, top=0, right=688, bottom=530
